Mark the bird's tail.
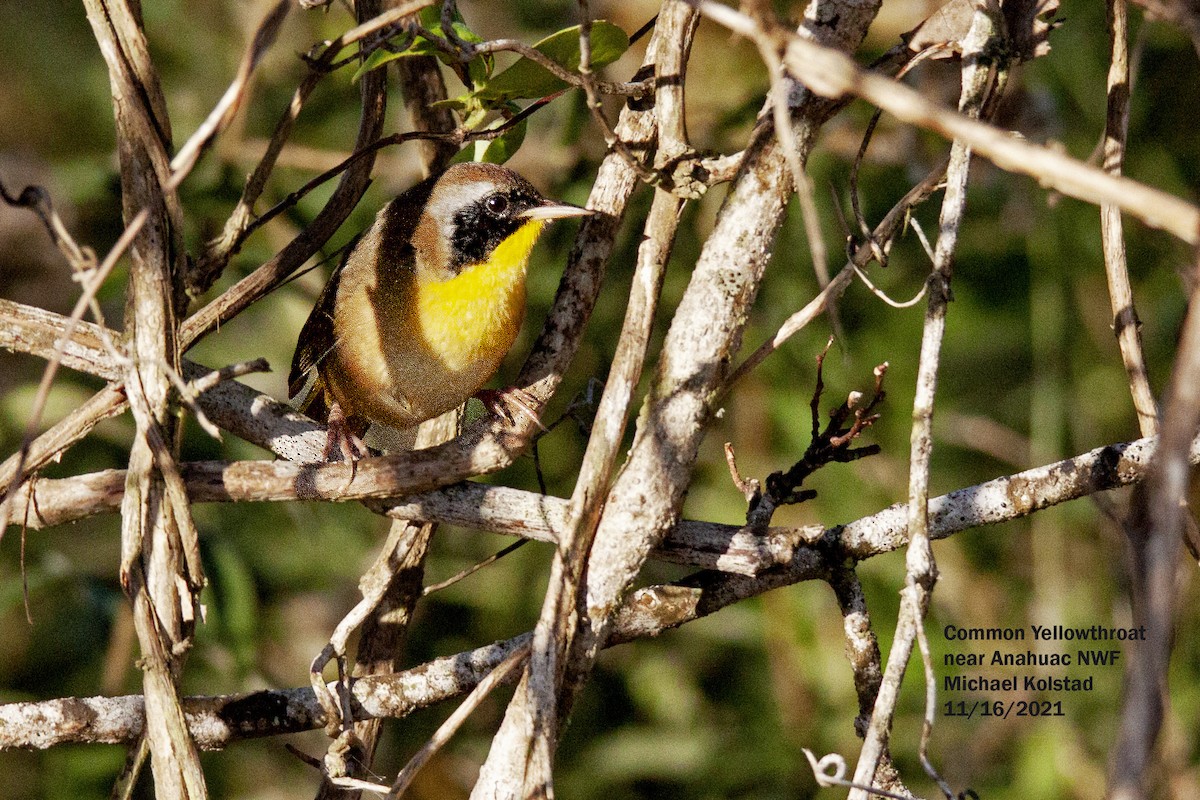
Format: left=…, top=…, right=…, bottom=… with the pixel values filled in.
left=294, top=373, right=331, bottom=424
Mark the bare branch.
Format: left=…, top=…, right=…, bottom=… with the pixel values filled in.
left=10, top=470, right=808, bottom=575
left=487, top=0, right=889, bottom=795
left=83, top=0, right=204, bottom=795
left=0, top=298, right=329, bottom=464
left=468, top=38, right=651, bottom=98
left=4, top=432, right=1199, bottom=753
left=519, top=111, right=687, bottom=793
left=724, top=160, right=948, bottom=391
left=180, top=2, right=414, bottom=343
left=388, top=644, right=530, bottom=797
left=311, top=30, right=464, bottom=800
left=0, top=181, right=95, bottom=272
left=0, top=206, right=144, bottom=527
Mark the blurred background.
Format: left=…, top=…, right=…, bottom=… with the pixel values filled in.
left=1, top=0, right=1199, bottom=797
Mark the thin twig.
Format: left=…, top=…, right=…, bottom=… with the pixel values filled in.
left=915, top=619, right=955, bottom=798
left=388, top=645, right=530, bottom=798
left=1108, top=255, right=1200, bottom=798
left=850, top=261, right=927, bottom=309
left=850, top=5, right=998, bottom=793
left=182, top=2, right=417, bottom=338
left=725, top=159, right=948, bottom=391
left=569, top=1, right=659, bottom=185
left=466, top=39, right=652, bottom=98
left=747, top=6, right=843, bottom=344
left=802, top=751, right=912, bottom=800
left=0, top=181, right=95, bottom=272
left=167, top=1, right=290, bottom=188
left=1100, top=0, right=1158, bottom=439
left=422, top=539, right=528, bottom=596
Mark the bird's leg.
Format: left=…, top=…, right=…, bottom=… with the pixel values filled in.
left=325, top=400, right=371, bottom=461
left=474, top=387, right=547, bottom=431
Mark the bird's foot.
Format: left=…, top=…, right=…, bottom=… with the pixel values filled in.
left=474, top=387, right=547, bottom=432
left=324, top=401, right=370, bottom=461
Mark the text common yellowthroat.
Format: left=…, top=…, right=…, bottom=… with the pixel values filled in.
left=289, top=162, right=590, bottom=459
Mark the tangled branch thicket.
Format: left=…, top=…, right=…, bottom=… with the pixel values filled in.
left=1, top=0, right=1198, bottom=798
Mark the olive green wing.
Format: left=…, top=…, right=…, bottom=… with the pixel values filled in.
left=288, top=184, right=431, bottom=416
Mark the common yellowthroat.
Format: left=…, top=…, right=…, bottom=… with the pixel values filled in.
left=288, top=162, right=590, bottom=459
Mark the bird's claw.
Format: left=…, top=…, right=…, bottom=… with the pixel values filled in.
left=474, top=387, right=547, bottom=432
left=325, top=401, right=370, bottom=461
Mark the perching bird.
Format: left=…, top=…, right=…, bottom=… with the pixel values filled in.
left=288, top=161, right=590, bottom=461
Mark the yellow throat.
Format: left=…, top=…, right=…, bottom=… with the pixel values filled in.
left=414, top=219, right=546, bottom=372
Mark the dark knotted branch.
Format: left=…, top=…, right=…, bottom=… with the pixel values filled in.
left=727, top=348, right=886, bottom=530
left=726, top=352, right=895, bottom=787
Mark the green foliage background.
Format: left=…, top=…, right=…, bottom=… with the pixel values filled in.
left=1, top=1, right=1199, bottom=798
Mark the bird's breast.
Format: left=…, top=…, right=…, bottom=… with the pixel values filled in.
left=324, top=219, right=543, bottom=429
left=413, top=219, right=542, bottom=371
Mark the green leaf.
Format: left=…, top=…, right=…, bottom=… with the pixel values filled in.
left=476, top=118, right=527, bottom=164
left=441, top=20, right=485, bottom=46
left=351, top=40, right=427, bottom=82
left=467, top=49, right=493, bottom=86
left=429, top=97, right=467, bottom=112
left=449, top=114, right=527, bottom=165
left=417, top=5, right=444, bottom=28
left=476, top=21, right=629, bottom=102
left=351, top=18, right=487, bottom=83
left=451, top=107, right=525, bottom=165
left=462, top=106, right=490, bottom=129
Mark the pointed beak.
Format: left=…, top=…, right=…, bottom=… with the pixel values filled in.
left=519, top=201, right=594, bottom=221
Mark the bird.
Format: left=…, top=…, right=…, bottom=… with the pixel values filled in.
left=288, top=161, right=591, bottom=461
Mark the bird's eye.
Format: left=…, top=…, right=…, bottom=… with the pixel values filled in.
left=484, top=194, right=509, bottom=216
